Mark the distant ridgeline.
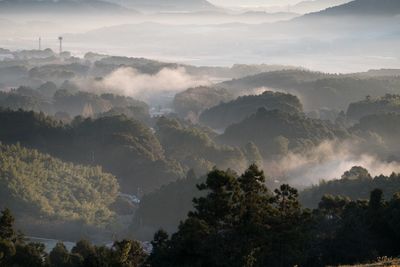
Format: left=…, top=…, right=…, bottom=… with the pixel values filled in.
left=0, top=84, right=151, bottom=123
left=173, top=86, right=234, bottom=122
left=0, top=0, right=137, bottom=14
left=199, top=91, right=303, bottom=129
left=113, top=0, right=217, bottom=11
left=347, top=94, right=400, bottom=121
left=218, top=108, right=349, bottom=158
left=218, top=70, right=400, bottom=111
left=305, top=0, right=400, bottom=17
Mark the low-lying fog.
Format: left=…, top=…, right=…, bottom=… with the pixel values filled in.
left=1, top=10, right=399, bottom=73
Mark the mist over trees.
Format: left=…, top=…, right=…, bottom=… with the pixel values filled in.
left=219, top=108, right=349, bottom=158
left=1, top=0, right=400, bottom=263
left=199, top=91, right=303, bottom=129
left=0, top=109, right=184, bottom=195
left=347, top=94, right=400, bottom=121
left=1, top=50, right=400, bottom=247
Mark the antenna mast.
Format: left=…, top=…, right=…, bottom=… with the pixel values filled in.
left=58, top=36, right=63, bottom=55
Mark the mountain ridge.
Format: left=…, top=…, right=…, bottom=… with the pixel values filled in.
left=106, top=0, right=218, bottom=12
left=290, top=0, right=352, bottom=13
left=0, top=0, right=138, bottom=14
left=305, top=0, right=400, bottom=16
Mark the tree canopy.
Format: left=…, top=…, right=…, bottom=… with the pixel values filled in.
left=0, top=143, right=119, bottom=225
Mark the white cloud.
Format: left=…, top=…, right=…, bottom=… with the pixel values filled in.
left=264, top=139, right=400, bottom=186
left=80, top=66, right=210, bottom=103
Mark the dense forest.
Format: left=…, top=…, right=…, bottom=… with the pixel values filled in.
left=300, top=166, right=400, bottom=208
left=1, top=0, right=400, bottom=264
left=199, top=91, right=303, bottom=129
left=0, top=109, right=184, bottom=194
left=0, top=84, right=150, bottom=122
left=1, top=45, right=400, bottom=266
left=219, top=70, right=400, bottom=111
left=219, top=108, right=348, bottom=158
left=0, top=143, right=118, bottom=225
left=2, top=165, right=400, bottom=267
left=347, top=94, right=400, bottom=121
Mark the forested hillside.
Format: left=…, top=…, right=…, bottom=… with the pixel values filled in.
left=155, top=117, right=249, bottom=175
left=219, top=108, right=348, bottom=157
left=2, top=0, right=400, bottom=264
left=199, top=91, right=303, bottom=129
left=144, top=165, right=400, bottom=267
left=0, top=109, right=184, bottom=194
left=0, top=143, right=118, bottom=225
left=220, top=71, right=400, bottom=111
left=173, top=86, right=234, bottom=121
left=131, top=171, right=205, bottom=240
left=3, top=165, right=400, bottom=267
left=350, top=113, right=400, bottom=154
left=0, top=85, right=150, bottom=121
left=347, top=94, right=400, bottom=121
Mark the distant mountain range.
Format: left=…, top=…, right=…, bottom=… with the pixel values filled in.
left=106, top=0, right=218, bottom=12
left=307, top=0, right=400, bottom=16
left=290, top=0, right=351, bottom=13
left=0, top=0, right=137, bottom=14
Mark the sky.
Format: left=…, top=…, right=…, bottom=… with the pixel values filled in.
left=208, top=0, right=304, bottom=7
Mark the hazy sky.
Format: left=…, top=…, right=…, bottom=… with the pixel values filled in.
left=208, top=0, right=304, bottom=7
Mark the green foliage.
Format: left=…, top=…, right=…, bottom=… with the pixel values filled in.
left=220, top=70, right=400, bottom=111
left=0, top=83, right=150, bottom=122
left=221, top=69, right=330, bottom=92
left=132, top=171, right=205, bottom=240
left=49, top=243, right=73, bottom=267
left=200, top=91, right=303, bottom=129
left=147, top=165, right=311, bottom=267
left=156, top=116, right=248, bottom=175
left=219, top=108, right=348, bottom=158
left=341, top=166, right=372, bottom=180
left=351, top=113, right=400, bottom=146
left=0, top=209, right=47, bottom=267
left=308, top=188, right=400, bottom=266
left=97, top=105, right=151, bottom=125
left=145, top=166, right=400, bottom=267
left=0, top=89, right=51, bottom=114
left=0, top=109, right=184, bottom=194
left=0, top=143, right=119, bottom=225
left=53, top=90, right=112, bottom=117
left=0, top=209, right=16, bottom=241
left=347, top=94, right=400, bottom=121
left=111, top=240, right=147, bottom=267
left=300, top=167, right=400, bottom=209
left=0, top=239, right=16, bottom=265
left=47, top=239, right=147, bottom=267
left=0, top=208, right=148, bottom=267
